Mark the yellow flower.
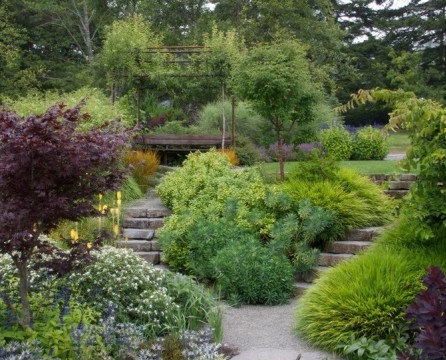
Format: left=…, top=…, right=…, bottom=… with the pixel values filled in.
left=98, top=193, right=103, bottom=200
left=86, top=242, right=92, bottom=249
left=116, top=191, right=122, bottom=200
left=70, top=229, right=79, bottom=242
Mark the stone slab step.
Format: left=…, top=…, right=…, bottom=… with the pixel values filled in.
left=118, top=240, right=161, bottom=252
left=124, top=198, right=171, bottom=218
left=324, top=240, right=372, bottom=255
left=135, top=251, right=160, bottom=264
left=295, top=266, right=329, bottom=283
left=343, top=227, right=383, bottom=242
left=122, top=228, right=155, bottom=240
left=318, top=253, right=354, bottom=267
left=384, top=189, right=409, bottom=199
left=295, top=282, right=312, bottom=296
left=123, top=217, right=165, bottom=229
left=388, top=181, right=413, bottom=190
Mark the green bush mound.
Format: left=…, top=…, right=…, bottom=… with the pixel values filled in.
left=280, top=163, right=395, bottom=237
left=351, top=126, right=389, bottom=160
left=157, top=151, right=334, bottom=305
left=319, top=126, right=353, bottom=160
left=213, top=239, right=295, bottom=305
left=294, top=217, right=446, bottom=353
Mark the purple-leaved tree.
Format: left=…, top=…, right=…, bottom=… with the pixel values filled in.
left=0, top=102, right=130, bottom=328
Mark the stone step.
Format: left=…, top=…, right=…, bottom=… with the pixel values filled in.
left=387, top=180, right=413, bottom=190
left=123, top=217, right=165, bottom=229
left=124, top=198, right=171, bottom=218
left=134, top=251, right=161, bottom=264
left=324, top=240, right=372, bottom=255
left=295, top=282, right=312, bottom=296
left=122, top=228, right=155, bottom=240
left=118, top=239, right=161, bottom=252
left=343, top=227, right=383, bottom=242
left=318, top=253, right=354, bottom=267
left=384, top=189, right=409, bottom=199
left=295, top=266, right=329, bottom=283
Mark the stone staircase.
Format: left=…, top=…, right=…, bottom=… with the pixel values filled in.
left=117, top=196, right=171, bottom=264
left=294, top=227, right=383, bottom=295
left=368, top=173, right=418, bottom=199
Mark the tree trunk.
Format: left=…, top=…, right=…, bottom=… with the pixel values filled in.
left=276, top=129, right=285, bottom=181
left=16, top=260, right=32, bottom=328
left=221, top=82, right=226, bottom=150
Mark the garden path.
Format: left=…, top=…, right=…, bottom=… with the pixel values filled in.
left=222, top=298, right=343, bottom=360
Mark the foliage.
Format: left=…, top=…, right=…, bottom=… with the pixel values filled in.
left=218, top=149, right=239, bottom=166
left=3, top=87, right=133, bottom=131
left=319, top=125, right=354, bottom=160
left=0, top=103, right=129, bottom=328
left=124, top=150, right=160, bottom=194
left=212, top=239, right=295, bottom=305
left=341, top=89, right=446, bottom=241
left=233, top=39, right=321, bottom=180
left=351, top=126, right=389, bottom=160
left=95, top=15, right=163, bottom=99
left=161, top=272, right=221, bottom=335
left=294, top=246, right=425, bottom=352
left=234, top=135, right=263, bottom=166
left=156, top=149, right=266, bottom=212
left=65, top=247, right=178, bottom=337
left=402, top=266, right=446, bottom=359
left=281, top=163, right=394, bottom=238
left=337, top=333, right=411, bottom=360
left=196, top=100, right=265, bottom=144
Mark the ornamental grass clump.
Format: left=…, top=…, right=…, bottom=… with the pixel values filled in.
left=124, top=149, right=160, bottom=194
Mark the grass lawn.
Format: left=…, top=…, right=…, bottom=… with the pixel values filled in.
left=387, top=130, right=410, bottom=153
left=261, top=160, right=416, bottom=177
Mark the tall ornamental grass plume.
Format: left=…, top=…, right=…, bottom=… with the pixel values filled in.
left=0, top=102, right=130, bottom=328
left=124, top=150, right=160, bottom=194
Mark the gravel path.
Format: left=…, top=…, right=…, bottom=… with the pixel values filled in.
left=222, top=298, right=343, bottom=360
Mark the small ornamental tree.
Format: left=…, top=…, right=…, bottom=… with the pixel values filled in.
left=233, top=40, right=320, bottom=180
left=0, top=102, right=130, bottom=328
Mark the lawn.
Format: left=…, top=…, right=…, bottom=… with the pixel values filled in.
left=261, top=159, right=417, bottom=178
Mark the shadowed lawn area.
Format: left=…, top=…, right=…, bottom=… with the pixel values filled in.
left=387, top=131, right=410, bottom=153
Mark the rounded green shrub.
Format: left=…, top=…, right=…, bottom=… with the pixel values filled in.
left=280, top=168, right=395, bottom=237
left=294, top=218, right=446, bottom=353
left=213, top=239, right=295, bottom=305
left=318, top=126, right=353, bottom=160
left=294, top=246, right=424, bottom=351
left=351, top=126, right=389, bottom=160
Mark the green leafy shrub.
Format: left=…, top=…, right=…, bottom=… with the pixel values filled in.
left=351, top=126, right=390, bottom=160
left=184, top=217, right=257, bottom=282
left=5, top=87, right=133, bottom=131
left=156, top=149, right=266, bottom=214
left=213, top=239, right=295, bottom=305
left=234, top=135, right=263, bottom=166
left=319, top=126, right=353, bottom=160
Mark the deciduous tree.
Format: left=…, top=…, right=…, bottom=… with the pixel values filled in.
left=0, top=102, right=129, bottom=328
left=233, top=40, right=320, bottom=180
